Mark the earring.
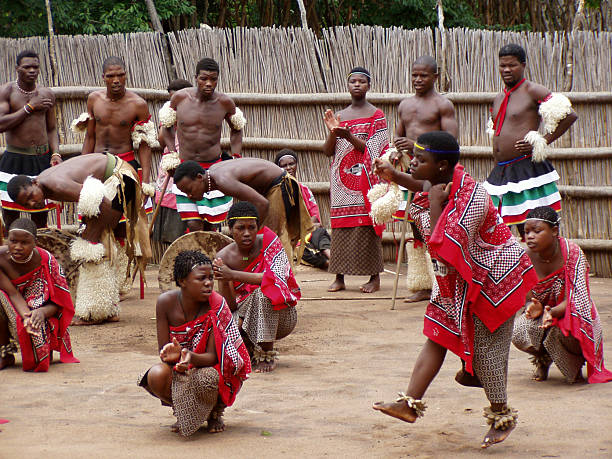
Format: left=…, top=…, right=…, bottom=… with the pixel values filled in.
left=439, top=168, right=443, bottom=171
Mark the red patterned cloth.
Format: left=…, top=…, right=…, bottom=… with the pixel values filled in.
left=2, top=248, right=79, bottom=372
left=299, top=183, right=320, bottom=222
left=169, top=291, right=251, bottom=406
left=552, top=238, right=612, bottom=383
left=233, top=226, right=300, bottom=310
left=329, top=109, right=389, bottom=235
left=410, top=164, right=538, bottom=373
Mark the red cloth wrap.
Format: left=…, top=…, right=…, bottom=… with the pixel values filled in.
left=411, top=165, right=538, bottom=373
left=5, top=248, right=79, bottom=372
left=233, top=226, right=300, bottom=310
left=169, top=291, right=251, bottom=406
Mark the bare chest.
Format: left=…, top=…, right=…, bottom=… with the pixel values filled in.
left=177, top=99, right=226, bottom=130
left=401, top=103, right=441, bottom=129
left=93, top=100, right=137, bottom=129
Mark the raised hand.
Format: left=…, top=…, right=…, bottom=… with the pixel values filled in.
left=394, top=137, right=415, bottom=153
left=373, top=157, right=395, bottom=182
left=160, top=337, right=182, bottom=363
left=428, top=182, right=452, bottom=206
left=525, top=297, right=544, bottom=319
left=323, top=109, right=341, bottom=132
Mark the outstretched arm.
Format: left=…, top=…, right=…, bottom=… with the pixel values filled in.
left=373, top=158, right=424, bottom=192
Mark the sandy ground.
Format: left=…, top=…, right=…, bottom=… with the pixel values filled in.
left=2, top=264, right=612, bottom=459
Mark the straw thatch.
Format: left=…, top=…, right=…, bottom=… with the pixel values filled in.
left=1, top=26, right=611, bottom=275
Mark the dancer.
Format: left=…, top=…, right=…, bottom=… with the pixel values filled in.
left=372, top=131, right=537, bottom=448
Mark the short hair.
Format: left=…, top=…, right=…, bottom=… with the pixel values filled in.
left=17, top=50, right=39, bottom=66
left=499, top=44, right=526, bottom=63
left=8, top=218, right=37, bottom=239
left=173, top=250, right=212, bottom=286
left=274, top=148, right=298, bottom=166
left=525, top=206, right=560, bottom=228
left=167, top=78, right=192, bottom=92
left=348, top=66, right=371, bottom=83
left=413, top=55, right=438, bottom=73
left=7, top=175, right=33, bottom=203
left=227, top=201, right=259, bottom=228
left=196, top=58, right=219, bottom=75
left=174, top=161, right=205, bottom=184
left=102, top=56, right=125, bottom=73
left=416, top=131, right=461, bottom=168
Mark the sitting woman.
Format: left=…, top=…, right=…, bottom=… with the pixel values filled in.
left=512, top=206, right=612, bottom=384
left=0, top=218, right=79, bottom=372
left=274, top=149, right=331, bottom=270
left=213, top=201, right=299, bottom=373
left=138, top=250, right=250, bottom=436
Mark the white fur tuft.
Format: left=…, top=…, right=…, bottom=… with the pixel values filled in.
left=486, top=117, right=495, bottom=139
left=78, top=176, right=106, bottom=218
left=370, top=183, right=402, bottom=225
left=539, top=93, right=572, bottom=134
left=141, top=182, right=155, bottom=197
left=74, top=259, right=119, bottom=322
left=132, top=119, right=160, bottom=149
left=524, top=131, right=548, bottom=162
left=70, top=112, right=91, bottom=134
left=70, top=237, right=106, bottom=263
left=158, top=101, right=177, bottom=128
left=230, top=107, right=247, bottom=130
left=160, top=152, right=181, bottom=173
left=406, top=243, right=434, bottom=291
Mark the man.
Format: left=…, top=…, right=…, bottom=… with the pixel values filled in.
left=160, top=57, right=245, bottom=231
left=173, top=158, right=313, bottom=263
left=393, top=55, right=458, bottom=303
left=0, top=50, right=61, bottom=231
left=74, top=56, right=156, bottom=204
left=6, top=153, right=151, bottom=325
left=483, top=44, right=577, bottom=238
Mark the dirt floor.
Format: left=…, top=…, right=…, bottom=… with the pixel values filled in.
left=2, top=264, right=612, bottom=458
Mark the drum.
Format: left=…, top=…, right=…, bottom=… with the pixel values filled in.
left=36, top=227, right=80, bottom=295
left=158, top=231, right=233, bottom=292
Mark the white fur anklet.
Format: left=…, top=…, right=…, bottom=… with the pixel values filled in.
left=406, top=242, right=434, bottom=292
left=396, top=392, right=427, bottom=418
left=483, top=406, right=518, bottom=431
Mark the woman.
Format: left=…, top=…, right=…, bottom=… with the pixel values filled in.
left=322, top=66, right=388, bottom=293
left=138, top=250, right=250, bottom=436
left=0, top=218, right=78, bottom=371
left=512, top=205, right=612, bottom=384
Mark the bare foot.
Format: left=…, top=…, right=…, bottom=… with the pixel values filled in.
left=360, top=276, right=380, bottom=293
left=327, top=278, right=346, bottom=292
left=481, top=423, right=515, bottom=449
left=0, top=354, right=15, bottom=370
left=105, top=315, right=120, bottom=323
left=455, top=368, right=483, bottom=388
left=372, top=401, right=417, bottom=423
left=254, top=359, right=277, bottom=373
left=71, top=317, right=104, bottom=326
left=532, top=365, right=549, bottom=381
left=404, top=289, right=431, bottom=303
left=170, top=422, right=179, bottom=433
left=207, top=416, right=225, bottom=433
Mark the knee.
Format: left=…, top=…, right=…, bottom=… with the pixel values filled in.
left=146, top=363, right=172, bottom=395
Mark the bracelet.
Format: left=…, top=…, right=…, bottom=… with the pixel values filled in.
left=51, top=152, right=62, bottom=158
left=23, top=104, right=33, bottom=114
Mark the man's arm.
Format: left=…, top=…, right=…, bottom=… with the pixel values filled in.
left=393, top=101, right=413, bottom=152
left=224, top=98, right=243, bottom=157
left=135, top=99, right=153, bottom=183
left=218, top=179, right=270, bottom=222
left=0, top=85, right=29, bottom=133
left=529, top=84, right=577, bottom=144
left=81, top=94, right=96, bottom=154
left=45, top=93, right=61, bottom=165
left=161, top=93, right=179, bottom=151
left=439, top=100, right=459, bottom=139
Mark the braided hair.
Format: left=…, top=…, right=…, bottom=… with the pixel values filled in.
left=173, top=250, right=212, bottom=286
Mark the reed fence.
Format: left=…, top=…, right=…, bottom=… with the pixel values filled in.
left=1, top=26, right=611, bottom=275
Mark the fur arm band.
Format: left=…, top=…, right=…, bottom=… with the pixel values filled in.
left=159, top=101, right=177, bottom=128
left=132, top=118, right=160, bottom=149
left=160, top=151, right=181, bottom=173
left=78, top=176, right=106, bottom=218
left=141, top=182, right=155, bottom=197
left=539, top=93, right=572, bottom=134
left=524, top=131, right=548, bottom=162
left=229, top=107, right=247, bottom=131
left=70, top=112, right=91, bottom=134
left=70, top=237, right=106, bottom=263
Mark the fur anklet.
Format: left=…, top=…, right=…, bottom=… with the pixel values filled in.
left=529, top=353, right=553, bottom=369
left=0, top=342, right=18, bottom=358
left=252, top=346, right=279, bottom=364
left=396, top=392, right=427, bottom=418
left=483, top=406, right=518, bottom=431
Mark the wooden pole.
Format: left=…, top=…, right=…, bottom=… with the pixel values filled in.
left=296, top=0, right=309, bottom=29
left=44, top=0, right=66, bottom=145
left=391, top=191, right=413, bottom=310
left=143, top=0, right=176, bottom=79
left=148, top=174, right=170, bottom=235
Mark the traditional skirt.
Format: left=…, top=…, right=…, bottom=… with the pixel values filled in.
left=482, top=155, right=561, bottom=226
left=0, top=145, right=54, bottom=213
left=151, top=206, right=186, bottom=243
left=235, top=288, right=297, bottom=344
left=329, top=226, right=383, bottom=276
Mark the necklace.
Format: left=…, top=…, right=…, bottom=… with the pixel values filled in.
left=10, top=250, right=34, bottom=264
left=178, top=291, right=205, bottom=329
left=206, top=170, right=212, bottom=193
left=537, top=242, right=558, bottom=264
left=15, top=80, right=36, bottom=95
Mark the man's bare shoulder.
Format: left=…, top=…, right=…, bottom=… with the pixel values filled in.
left=38, top=86, right=55, bottom=100
left=173, top=88, right=193, bottom=103
left=525, top=81, right=551, bottom=102
left=0, top=82, right=14, bottom=100
left=216, top=92, right=236, bottom=111
left=125, top=90, right=147, bottom=106
left=398, top=96, right=417, bottom=111
left=434, top=93, right=455, bottom=110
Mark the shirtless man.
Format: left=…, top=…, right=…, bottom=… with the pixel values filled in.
left=77, top=56, right=155, bottom=201
left=393, top=56, right=458, bottom=303
left=173, top=158, right=312, bottom=262
left=483, top=44, right=577, bottom=238
left=160, top=57, right=245, bottom=232
left=0, top=50, right=61, bottom=231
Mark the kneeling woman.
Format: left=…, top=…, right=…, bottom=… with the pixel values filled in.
left=213, top=202, right=299, bottom=373
left=0, top=218, right=79, bottom=371
left=512, top=206, right=612, bottom=384
left=139, top=251, right=251, bottom=436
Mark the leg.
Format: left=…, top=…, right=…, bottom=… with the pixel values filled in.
left=511, top=313, right=551, bottom=381
left=328, top=274, right=345, bottom=292
left=1, top=209, right=19, bottom=236
left=543, top=327, right=585, bottom=383
left=186, top=219, right=204, bottom=232
left=144, top=363, right=173, bottom=406
left=0, top=312, right=16, bottom=370
left=404, top=289, right=431, bottom=303
left=360, top=273, right=380, bottom=293
left=373, top=338, right=447, bottom=422
left=207, top=401, right=226, bottom=433
left=31, top=210, right=48, bottom=229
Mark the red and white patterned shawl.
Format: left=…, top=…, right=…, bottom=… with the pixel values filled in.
left=329, top=109, right=389, bottom=235
left=2, top=248, right=79, bottom=372
left=169, top=291, right=251, bottom=406
left=233, top=226, right=300, bottom=311
left=410, top=164, right=538, bottom=373
left=553, top=238, right=612, bottom=383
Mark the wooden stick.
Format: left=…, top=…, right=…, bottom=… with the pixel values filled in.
left=391, top=191, right=413, bottom=310
left=148, top=174, right=170, bottom=235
